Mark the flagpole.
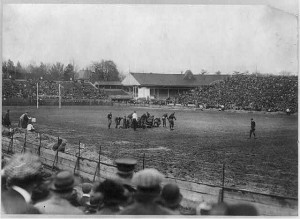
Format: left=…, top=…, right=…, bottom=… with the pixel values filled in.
left=59, top=83, right=61, bottom=109
left=37, top=82, right=39, bottom=109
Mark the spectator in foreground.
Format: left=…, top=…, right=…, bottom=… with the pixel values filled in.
left=34, top=170, right=83, bottom=214
left=3, top=109, right=11, bottom=127
left=113, top=158, right=137, bottom=205
left=31, top=180, right=51, bottom=205
left=119, top=168, right=175, bottom=215
left=2, top=153, right=43, bottom=214
left=79, top=183, right=92, bottom=208
left=97, top=179, right=128, bottom=215
left=89, top=181, right=104, bottom=210
left=83, top=192, right=102, bottom=214
left=158, top=183, right=183, bottom=214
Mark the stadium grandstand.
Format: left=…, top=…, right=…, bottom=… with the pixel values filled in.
left=2, top=73, right=298, bottom=113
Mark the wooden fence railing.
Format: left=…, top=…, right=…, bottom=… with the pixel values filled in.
left=1, top=133, right=297, bottom=216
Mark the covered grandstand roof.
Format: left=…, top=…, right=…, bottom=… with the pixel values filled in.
left=122, top=72, right=230, bottom=87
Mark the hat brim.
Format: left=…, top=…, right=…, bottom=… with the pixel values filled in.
left=49, top=176, right=79, bottom=192
left=50, top=181, right=75, bottom=192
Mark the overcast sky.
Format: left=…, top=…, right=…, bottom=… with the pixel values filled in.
left=2, top=1, right=298, bottom=75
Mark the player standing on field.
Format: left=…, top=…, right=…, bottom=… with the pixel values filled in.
left=168, top=112, right=176, bottom=131
left=107, top=112, right=112, bottom=129
left=132, top=111, right=138, bottom=131
left=249, top=118, right=257, bottom=139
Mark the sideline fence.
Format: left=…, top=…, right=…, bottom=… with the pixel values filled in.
left=2, top=131, right=298, bottom=216
left=2, top=132, right=294, bottom=200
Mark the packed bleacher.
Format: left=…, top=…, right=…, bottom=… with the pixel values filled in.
left=2, top=79, right=107, bottom=100
left=177, top=74, right=298, bottom=113
left=1, top=152, right=258, bottom=215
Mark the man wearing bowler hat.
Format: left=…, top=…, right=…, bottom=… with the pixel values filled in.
left=34, top=170, right=83, bottom=214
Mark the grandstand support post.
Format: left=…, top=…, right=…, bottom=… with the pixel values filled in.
left=143, top=153, right=145, bottom=169
left=37, top=82, right=39, bottom=109
left=218, top=163, right=225, bottom=203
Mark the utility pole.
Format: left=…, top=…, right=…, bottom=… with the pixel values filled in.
left=36, top=82, right=39, bottom=109
left=59, top=83, right=61, bottom=109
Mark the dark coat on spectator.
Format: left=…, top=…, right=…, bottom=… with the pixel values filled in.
left=119, top=191, right=175, bottom=215
left=79, top=195, right=90, bottom=208
left=1, top=188, right=40, bottom=214
left=119, top=201, right=175, bottom=215
left=97, top=204, right=122, bottom=215
left=34, top=193, right=83, bottom=214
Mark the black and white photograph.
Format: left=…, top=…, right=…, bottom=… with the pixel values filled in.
left=1, top=0, right=298, bottom=216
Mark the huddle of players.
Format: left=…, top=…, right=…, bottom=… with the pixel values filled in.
left=107, top=111, right=177, bottom=130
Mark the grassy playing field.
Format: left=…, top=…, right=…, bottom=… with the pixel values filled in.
left=3, top=105, right=298, bottom=198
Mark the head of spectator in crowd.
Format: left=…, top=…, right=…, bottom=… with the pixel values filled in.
left=4, top=153, right=43, bottom=193
left=159, top=183, right=182, bottom=211
left=209, top=202, right=258, bottom=216
left=34, top=170, right=83, bottom=214
left=2, top=153, right=43, bottom=214
left=79, top=182, right=92, bottom=207
left=50, top=170, right=77, bottom=200
left=95, top=179, right=128, bottom=214
left=119, top=168, right=175, bottom=215
left=114, top=158, right=137, bottom=193
left=31, top=180, right=51, bottom=205
left=99, top=179, right=128, bottom=206
left=132, top=168, right=164, bottom=202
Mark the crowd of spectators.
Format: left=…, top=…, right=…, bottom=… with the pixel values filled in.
left=1, top=153, right=258, bottom=215
left=177, top=74, right=298, bottom=113
left=2, top=79, right=107, bottom=100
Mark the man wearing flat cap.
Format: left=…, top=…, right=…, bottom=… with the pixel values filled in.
left=2, top=153, right=43, bottom=214
left=119, top=168, right=175, bottom=215
left=34, top=170, right=83, bottom=214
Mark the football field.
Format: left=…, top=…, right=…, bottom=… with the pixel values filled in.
left=3, top=105, right=298, bottom=198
